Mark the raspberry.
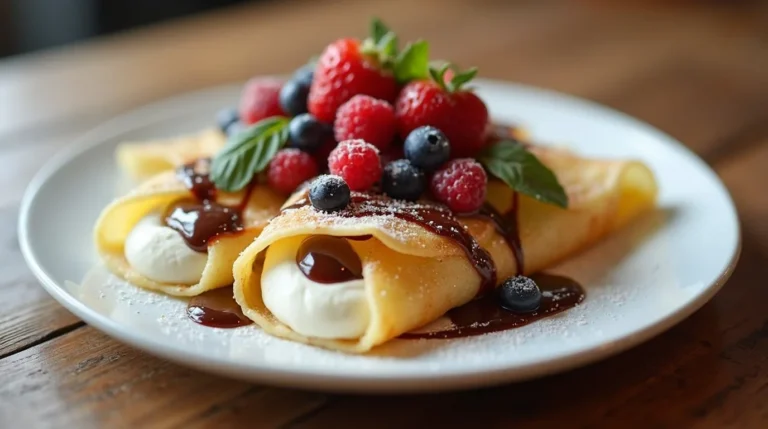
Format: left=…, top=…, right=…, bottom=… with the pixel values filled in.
left=267, top=148, right=319, bottom=194
left=328, top=139, right=382, bottom=191
left=334, top=95, right=396, bottom=150
left=308, top=39, right=398, bottom=123
left=430, top=158, right=487, bottom=213
left=239, top=78, right=285, bottom=125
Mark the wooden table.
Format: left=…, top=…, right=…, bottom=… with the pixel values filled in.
left=1, top=0, right=767, bottom=426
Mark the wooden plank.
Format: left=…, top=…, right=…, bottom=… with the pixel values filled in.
left=0, top=119, right=102, bottom=357
left=0, top=327, right=328, bottom=428
left=0, top=202, right=83, bottom=359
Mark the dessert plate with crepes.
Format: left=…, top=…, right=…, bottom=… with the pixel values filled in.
left=19, top=21, right=739, bottom=392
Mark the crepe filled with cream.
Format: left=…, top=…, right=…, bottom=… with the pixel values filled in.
left=233, top=146, right=658, bottom=353
left=95, top=162, right=285, bottom=296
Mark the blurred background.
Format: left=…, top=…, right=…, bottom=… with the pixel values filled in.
left=2, top=0, right=765, bottom=58
left=0, top=0, right=256, bottom=57
left=0, top=0, right=765, bottom=140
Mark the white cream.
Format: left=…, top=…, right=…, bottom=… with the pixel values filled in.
left=124, top=213, right=208, bottom=284
left=261, top=238, right=369, bottom=339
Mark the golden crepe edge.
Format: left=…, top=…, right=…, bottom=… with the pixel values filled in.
left=233, top=145, right=658, bottom=353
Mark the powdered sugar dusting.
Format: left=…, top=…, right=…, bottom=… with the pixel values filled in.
left=71, top=256, right=649, bottom=374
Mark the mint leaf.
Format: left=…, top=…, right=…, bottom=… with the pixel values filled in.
left=210, top=116, right=289, bottom=192
left=448, top=67, right=478, bottom=92
left=370, top=18, right=391, bottom=44
left=479, top=140, right=568, bottom=208
left=394, top=40, right=429, bottom=83
left=377, top=31, right=399, bottom=58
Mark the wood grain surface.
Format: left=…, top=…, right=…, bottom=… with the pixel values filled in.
left=1, top=0, right=767, bottom=427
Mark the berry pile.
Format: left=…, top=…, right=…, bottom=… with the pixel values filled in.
left=215, top=18, right=495, bottom=213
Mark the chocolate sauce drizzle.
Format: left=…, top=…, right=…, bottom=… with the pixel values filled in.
left=167, top=160, right=249, bottom=253
left=187, top=287, right=252, bottom=328
left=165, top=202, right=243, bottom=252
left=284, top=194, right=497, bottom=293
left=177, top=161, right=217, bottom=201
left=400, top=273, right=584, bottom=339
left=473, top=193, right=524, bottom=275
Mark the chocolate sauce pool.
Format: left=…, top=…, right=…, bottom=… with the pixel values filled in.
left=296, top=235, right=364, bottom=284
left=400, top=274, right=584, bottom=339
left=187, top=287, right=252, bottom=328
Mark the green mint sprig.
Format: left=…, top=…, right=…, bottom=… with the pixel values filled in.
left=479, top=140, right=569, bottom=208
left=210, top=116, right=290, bottom=192
left=362, top=17, right=430, bottom=84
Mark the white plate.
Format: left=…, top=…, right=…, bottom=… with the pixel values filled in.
left=19, top=80, right=740, bottom=393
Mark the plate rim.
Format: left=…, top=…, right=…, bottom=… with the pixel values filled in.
left=17, top=80, right=742, bottom=393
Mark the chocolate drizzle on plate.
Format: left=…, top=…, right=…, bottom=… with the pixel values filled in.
left=187, top=287, right=252, bottom=328
left=400, top=273, right=584, bottom=339
left=167, top=159, right=251, bottom=253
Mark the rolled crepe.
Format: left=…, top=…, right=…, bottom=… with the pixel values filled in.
left=116, top=128, right=226, bottom=182
left=95, top=167, right=285, bottom=296
left=234, top=146, right=658, bottom=353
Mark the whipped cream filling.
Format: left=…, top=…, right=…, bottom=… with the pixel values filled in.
left=261, top=238, right=369, bottom=339
left=124, top=212, right=208, bottom=284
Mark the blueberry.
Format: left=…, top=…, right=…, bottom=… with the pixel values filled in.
left=226, top=121, right=245, bottom=137
left=403, top=126, right=451, bottom=171
left=498, top=276, right=542, bottom=313
left=216, top=108, right=239, bottom=134
left=382, top=159, right=425, bottom=201
left=309, top=175, right=350, bottom=212
left=279, top=79, right=310, bottom=117
left=293, top=63, right=314, bottom=87
left=289, top=113, right=332, bottom=152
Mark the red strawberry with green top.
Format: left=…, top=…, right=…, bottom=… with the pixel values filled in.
left=308, top=19, right=432, bottom=123
left=308, top=39, right=397, bottom=123
left=395, top=64, right=490, bottom=158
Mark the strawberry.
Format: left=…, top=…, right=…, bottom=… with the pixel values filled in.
left=308, top=38, right=398, bottom=123
left=307, top=17, right=433, bottom=123
left=395, top=65, right=489, bottom=158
